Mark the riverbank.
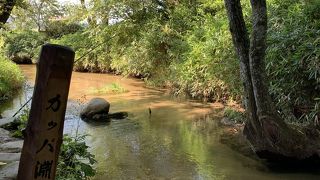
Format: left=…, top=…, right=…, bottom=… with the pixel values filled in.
left=0, top=57, right=24, bottom=105
left=0, top=60, right=29, bottom=178
left=0, top=117, right=21, bottom=179
left=218, top=116, right=256, bottom=158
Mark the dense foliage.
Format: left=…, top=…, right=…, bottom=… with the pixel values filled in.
left=50, top=0, right=243, bottom=101
left=57, top=135, right=96, bottom=180
left=266, top=0, right=320, bottom=123
left=0, top=56, right=24, bottom=100
left=3, top=0, right=319, bottom=123
left=45, top=20, right=83, bottom=39
left=2, top=30, right=46, bottom=63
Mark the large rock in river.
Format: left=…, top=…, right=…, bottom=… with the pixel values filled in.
left=80, top=98, right=110, bottom=120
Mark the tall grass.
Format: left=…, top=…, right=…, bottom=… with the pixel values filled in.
left=87, top=82, right=128, bottom=95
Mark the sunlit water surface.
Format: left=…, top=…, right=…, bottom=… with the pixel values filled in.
left=1, top=65, right=319, bottom=179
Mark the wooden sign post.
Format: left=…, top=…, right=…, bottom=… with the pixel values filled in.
left=18, top=44, right=74, bottom=180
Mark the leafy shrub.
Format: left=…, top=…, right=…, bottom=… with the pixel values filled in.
left=110, top=21, right=171, bottom=78
left=3, top=30, right=46, bottom=63
left=105, top=0, right=242, bottom=101
left=0, top=56, right=24, bottom=100
left=169, top=12, right=241, bottom=101
left=57, top=135, right=96, bottom=180
left=266, top=0, right=320, bottom=123
left=10, top=109, right=29, bottom=138
left=0, top=107, right=29, bottom=137
left=224, top=108, right=246, bottom=124
left=51, top=31, right=112, bottom=72
left=45, top=20, right=83, bottom=38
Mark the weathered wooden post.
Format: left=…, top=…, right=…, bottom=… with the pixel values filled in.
left=18, top=44, right=74, bottom=180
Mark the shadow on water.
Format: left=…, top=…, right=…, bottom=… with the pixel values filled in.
left=264, top=158, right=320, bottom=175
left=0, top=84, right=33, bottom=117
left=84, top=121, right=111, bottom=127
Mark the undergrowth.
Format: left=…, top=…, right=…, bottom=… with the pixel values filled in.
left=223, top=108, right=246, bottom=124
left=0, top=56, right=24, bottom=101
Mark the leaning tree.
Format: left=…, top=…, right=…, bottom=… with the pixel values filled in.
left=224, top=0, right=320, bottom=161
left=0, top=0, right=16, bottom=29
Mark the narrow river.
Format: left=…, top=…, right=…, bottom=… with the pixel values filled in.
left=1, top=65, right=319, bottom=179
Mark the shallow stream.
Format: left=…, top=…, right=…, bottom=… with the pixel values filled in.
left=1, top=65, right=319, bottom=179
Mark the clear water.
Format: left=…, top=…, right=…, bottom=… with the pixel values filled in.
left=1, top=65, right=319, bottom=180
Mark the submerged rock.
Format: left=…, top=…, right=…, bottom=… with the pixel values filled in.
left=81, top=112, right=129, bottom=122
left=80, top=98, right=128, bottom=122
left=80, top=98, right=110, bottom=120
left=89, top=113, right=111, bottom=122
left=108, top=112, right=128, bottom=119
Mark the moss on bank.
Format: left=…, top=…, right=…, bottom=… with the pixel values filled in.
left=0, top=57, right=24, bottom=101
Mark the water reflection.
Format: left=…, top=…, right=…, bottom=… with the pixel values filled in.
left=1, top=65, right=320, bottom=180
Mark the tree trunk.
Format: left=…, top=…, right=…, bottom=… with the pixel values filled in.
left=224, top=0, right=320, bottom=161
left=0, top=0, right=16, bottom=29
left=224, top=0, right=261, bottom=143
